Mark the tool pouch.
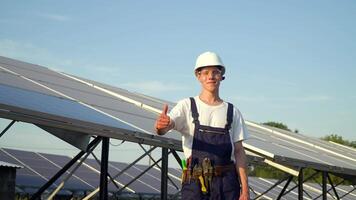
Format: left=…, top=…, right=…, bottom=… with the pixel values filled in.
left=202, top=158, right=213, bottom=193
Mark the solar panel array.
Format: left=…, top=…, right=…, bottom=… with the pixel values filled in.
left=0, top=56, right=355, bottom=185
left=245, top=124, right=356, bottom=175
left=2, top=148, right=355, bottom=199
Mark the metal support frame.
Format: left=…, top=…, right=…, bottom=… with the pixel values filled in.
left=91, top=151, right=121, bottom=190
left=99, top=137, right=110, bottom=200
left=116, top=156, right=164, bottom=194
left=46, top=138, right=101, bottom=199
left=139, top=145, right=179, bottom=190
left=278, top=169, right=319, bottom=198
left=253, top=169, right=320, bottom=200
left=327, top=173, right=340, bottom=200
left=276, top=175, right=294, bottom=200
left=298, top=168, right=303, bottom=200
left=82, top=145, right=158, bottom=200
left=254, top=175, right=291, bottom=199
left=314, top=173, right=345, bottom=199
left=30, top=136, right=102, bottom=200
left=339, top=185, right=356, bottom=199
left=161, top=147, right=169, bottom=200
left=0, top=120, right=16, bottom=138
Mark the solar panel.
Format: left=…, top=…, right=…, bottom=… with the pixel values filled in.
left=244, top=124, right=356, bottom=176
left=0, top=56, right=182, bottom=150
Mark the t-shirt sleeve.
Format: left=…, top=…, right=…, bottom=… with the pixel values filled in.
left=168, top=99, right=188, bottom=134
left=232, top=107, right=249, bottom=142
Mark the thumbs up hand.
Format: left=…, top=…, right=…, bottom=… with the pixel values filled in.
left=155, top=104, right=171, bottom=135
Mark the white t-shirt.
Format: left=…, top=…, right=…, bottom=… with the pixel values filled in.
left=168, top=96, right=249, bottom=161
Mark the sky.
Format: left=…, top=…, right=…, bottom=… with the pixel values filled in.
left=0, top=1, right=355, bottom=165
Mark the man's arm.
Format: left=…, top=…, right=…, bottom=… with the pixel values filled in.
left=234, top=141, right=249, bottom=200
left=154, top=104, right=175, bottom=135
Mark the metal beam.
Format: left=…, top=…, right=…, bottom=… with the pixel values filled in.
left=298, top=168, right=303, bottom=200
left=322, top=171, right=327, bottom=200
left=171, top=149, right=182, bottom=169
left=276, top=175, right=293, bottom=200
left=99, top=137, right=110, bottom=200
left=339, top=186, right=356, bottom=199
left=264, top=159, right=299, bottom=176
left=161, top=148, right=169, bottom=200
left=30, top=136, right=102, bottom=200
left=327, top=173, right=340, bottom=200
left=0, top=120, right=15, bottom=138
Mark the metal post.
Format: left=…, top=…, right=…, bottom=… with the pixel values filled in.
left=298, top=168, right=303, bottom=200
left=322, top=171, right=327, bottom=200
left=30, top=137, right=102, bottom=200
left=99, top=137, right=110, bottom=200
left=0, top=120, right=16, bottom=138
left=161, top=148, right=168, bottom=200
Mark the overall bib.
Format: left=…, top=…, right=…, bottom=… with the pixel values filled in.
left=182, top=98, right=240, bottom=200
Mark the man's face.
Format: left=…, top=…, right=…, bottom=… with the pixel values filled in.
left=196, top=66, right=223, bottom=92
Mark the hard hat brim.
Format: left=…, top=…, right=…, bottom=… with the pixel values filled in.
left=194, top=65, right=225, bottom=75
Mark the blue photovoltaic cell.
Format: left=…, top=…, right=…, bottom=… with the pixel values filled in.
left=83, top=159, right=143, bottom=193
left=134, top=165, right=181, bottom=193
left=0, top=84, right=138, bottom=132
left=3, top=149, right=63, bottom=185
left=108, top=161, right=161, bottom=194
left=37, top=153, right=94, bottom=190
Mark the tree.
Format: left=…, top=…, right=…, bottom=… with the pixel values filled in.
left=321, top=134, right=356, bottom=148
left=322, top=134, right=345, bottom=144
left=262, top=121, right=291, bottom=131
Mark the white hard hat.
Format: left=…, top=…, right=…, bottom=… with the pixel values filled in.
left=194, top=51, right=225, bottom=75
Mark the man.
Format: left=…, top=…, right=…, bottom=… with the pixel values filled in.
left=155, top=51, right=249, bottom=200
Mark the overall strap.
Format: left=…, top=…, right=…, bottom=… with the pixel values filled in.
left=189, top=97, right=199, bottom=125
left=225, top=102, right=234, bottom=130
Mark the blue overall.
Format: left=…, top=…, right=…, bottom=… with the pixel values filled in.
left=182, top=97, right=240, bottom=200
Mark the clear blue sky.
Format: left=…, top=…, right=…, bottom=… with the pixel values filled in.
left=0, top=1, right=355, bottom=160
